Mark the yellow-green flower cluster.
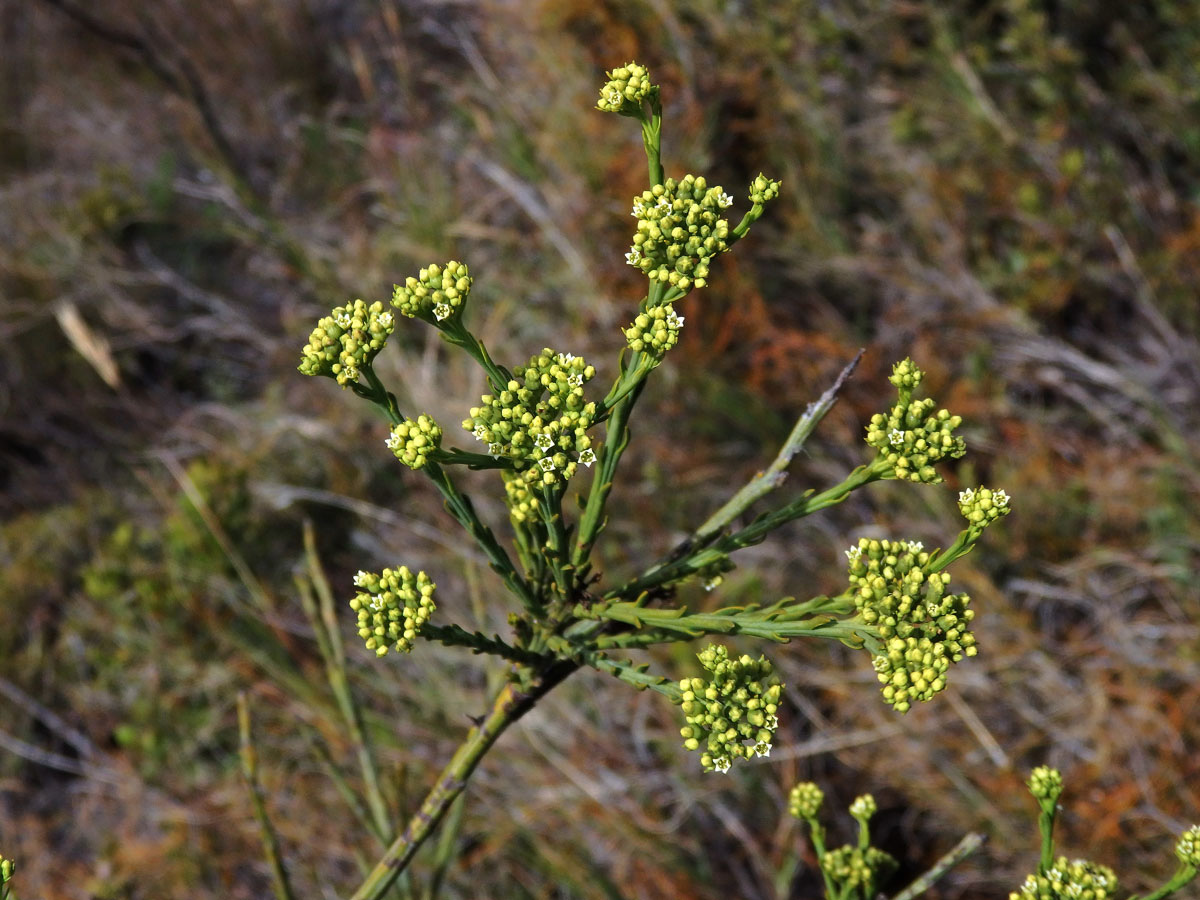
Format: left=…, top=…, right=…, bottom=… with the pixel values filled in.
left=386, top=415, right=442, bottom=470
left=959, top=486, right=1012, bottom=527
left=677, top=644, right=781, bottom=774
left=502, top=470, right=540, bottom=524
left=789, top=782, right=825, bottom=821
left=820, top=845, right=898, bottom=894
left=865, top=359, right=965, bottom=483
left=463, top=349, right=599, bottom=487
left=1028, top=766, right=1064, bottom=805
left=0, top=856, right=13, bottom=887
left=1178, top=826, right=1200, bottom=869
left=349, top=567, right=436, bottom=657
left=627, top=175, right=731, bottom=291
left=596, top=62, right=657, bottom=114
left=1009, top=858, right=1118, bottom=900
left=748, top=173, right=782, bottom=205
left=392, top=261, right=472, bottom=324
left=298, top=298, right=395, bottom=386
left=623, top=303, right=684, bottom=357
left=847, top=537, right=976, bottom=713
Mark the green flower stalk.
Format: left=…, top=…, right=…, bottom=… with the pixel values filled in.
left=392, top=260, right=472, bottom=325
left=1009, top=858, right=1119, bottom=900
left=299, top=298, right=395, bottom=386
left=865, top=359, right=966, bottom=483
left=462, top=348, right=599, bottom=487
left=349, top=567, right=436, bottom=657
left=387, top=415, right=443, bottom=470
left=627, top=175, right=731, bottom=291
left=846, top=538, right=976, bottom=712
left=676, top=644, right=781, bottom=773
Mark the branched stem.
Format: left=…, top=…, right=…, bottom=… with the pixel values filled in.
left=349, top=663, right=576, bottom=900
left=422, top=463, right=539, bottom=615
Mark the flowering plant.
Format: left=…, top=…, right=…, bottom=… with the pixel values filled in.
left=285, top=62, right=1194, bottom=900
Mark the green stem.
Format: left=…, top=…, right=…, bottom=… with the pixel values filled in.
left=582, top=600, right=867, bottom=645
left=1133, top=865, right=1198, bottom=900
left=538, top=483, right=573, bottom=601
left=641, top=95, right=663, bottom=186
left=694, top=352, right=863, bottom=543
left=1036, top=800, right=1057, bottom=874
left=585, top=653, right=680, bottom=700
left=606, top=459, right=888, bottom=602
left=421, top=623, right=550, bottom=666
left=572, top=376, right=645, bottom=572
left=423, top=463, right=539, bottom=615
left=889, top=833, right=985, bottom=900
left=238, top=693, right=298, bottom=900
left=348, top=663, right=576, bottom=900
left=441, top=320, right=512, bottom=391
left=360, top=365, right=404, bottom=425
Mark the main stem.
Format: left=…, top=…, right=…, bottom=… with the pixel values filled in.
left=349, top=661, right=577, bottom=900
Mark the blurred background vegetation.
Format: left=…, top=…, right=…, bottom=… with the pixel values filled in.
left=1, top=0, right=1198, bottom=897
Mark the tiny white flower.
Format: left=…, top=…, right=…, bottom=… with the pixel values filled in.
left=712, top=757, right=731, bottom=774
left=539, top=456, right=556, bottom=472
left=656, top=195, right=671, bottom=211
left=872, top=655, right=889, bottom=672
left=631, top=200, right=646, bottom=217
left=433, top=302, right=452, bottom=321
left=334, top=311, right=352, bottom=328
left=993, top=488, right=1010, bottom=508
left=534, top=433, right=553, bottom=451
left=557, top=352, right=576, bottom=365
left=473, top=424, right=488, bottom=441
left=341, top=363, right=359, bottom=382
left=753, top=741, right=771, bottom=758
left=368, top=594, right=385, bottom=613
left=888, top=428, right=905, bottom=447
left=906, top=540, right=924, bottom=553
left=845, top=546, right=862, bottom=563
left=385, top=432, right=402, bottom=451
left=959, top=488, right=976, bottom=505
left=607, top=89, right=622, bottom=106
left=578, top=448, right=596, bottom=467
left=567, top=373, right=583, bottom=388
left=717, top=191, right=734, bottom=208
left=666, top=311, right=684, bottom=329
left=376, top=311, right=393, bottom=328
left=764, top=714, right=779, bottom=730
left=487, top=442, right=503, bottom=457
left=625, top=248, right=641, bottom=265
left=353, top=570, right=370, bottom=587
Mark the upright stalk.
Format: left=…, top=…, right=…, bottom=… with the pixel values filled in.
left=349, top=662, right=576, bottom=900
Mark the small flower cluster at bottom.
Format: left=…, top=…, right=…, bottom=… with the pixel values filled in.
left=676, top=644, right=780, bottom=773
left=349, top=567, right=436, bottom=657
left=788, top=782, right=898, bottom=897
left=1009, top=858, right=1118, bottom=900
